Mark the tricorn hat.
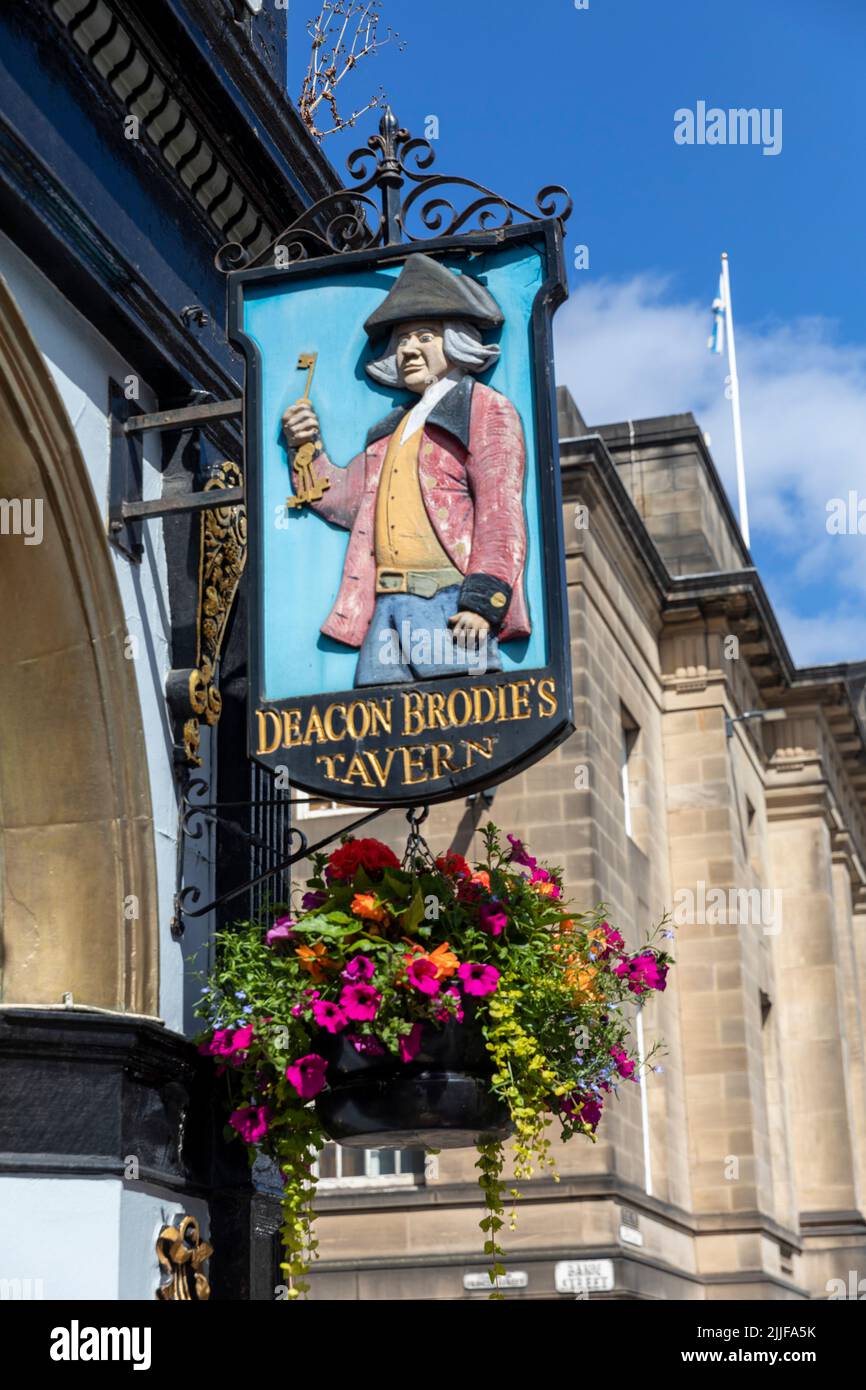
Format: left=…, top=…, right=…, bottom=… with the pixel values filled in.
left=363, top=253, right=504, bottom=340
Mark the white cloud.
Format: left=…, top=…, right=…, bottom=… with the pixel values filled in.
left=554, top=274, right=866, bottom=666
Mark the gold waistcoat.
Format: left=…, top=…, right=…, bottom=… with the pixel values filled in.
left=374, top=419, right=453, bottom=570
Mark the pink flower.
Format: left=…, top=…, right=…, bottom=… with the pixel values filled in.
left=347, top=1033, right=386, bottom=1057
left=229, top=1104, right=271, bottom=1144
left=434, top=986, right=465, bottom=1023
left=579, top=1096, right=603, bottom=1130
left=398, top=1022, right=424, bottom=1063
left=228, top=1024, right=254, bottom=1055
left=312, top=999, right=347, bottom=1034
left=479, top=903, right=507, bottom=937
left=560, top=1092, right=603, bottom=1131
left=457, top=962, right=500, bottom=997
left=339, top=982, right=381, bottom=1021
left=611, top=1044, right=636, bottom=1080
left=290, top=988, right=320, bottom=1019
left=206, top=1024, right=253, bottom=1062
left=285, top=1053, right=328, bottom=1099
left=343, top=954, right=376, bottom=982
left=199, top=1027, right=231, bottom=1058
left=591, top=922, right=625, bottom=960
left=406, top=957, right=441, bottom=996
left=507, top=834, right=537, bottom=870
left=615, top=953, right=668, bottom=995
left=266, top=916, right=296, bottom=947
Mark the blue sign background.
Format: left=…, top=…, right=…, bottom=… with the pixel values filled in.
left=243, top=241, right=549, bottom=701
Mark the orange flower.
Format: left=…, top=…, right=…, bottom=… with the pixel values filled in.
left=428, top=942, right=459, bottom=978
left=351, top=892, right=389, bottom=924
left=296, top=941, right=336, bottom=983
left=535, top=880, right=558, bottom=898
left=565, top=964, right=599, bottom=1001
left=470, top=870, right=490, bottom=890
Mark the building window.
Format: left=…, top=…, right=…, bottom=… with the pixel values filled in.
left=315, top=1143, right=425, bottom=1188
left=620, top=705, right=640, bottom=840
left=293, top=792, right=365, bottom=820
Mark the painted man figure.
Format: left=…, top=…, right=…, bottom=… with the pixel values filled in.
left=282, top=253, right=530, bottom=687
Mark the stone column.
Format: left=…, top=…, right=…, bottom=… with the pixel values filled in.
left=765, top=710, right=866, bottom=1294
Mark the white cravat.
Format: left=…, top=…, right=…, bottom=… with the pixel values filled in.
left=399, top=368, right=464, bottom=444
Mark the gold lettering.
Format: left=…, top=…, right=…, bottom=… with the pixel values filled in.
left=497, top=684, right=509, bottom=720
left=430, top=742, right=457, bottom=779
left=323, top=703, right=347, bottom=741
left=364, top=748, right=397, bottom=787
left=303, top=706, right=327, bottom=744
left=345, top=700, right=371, bottom=741
left=426, top=691, right=449, bottom=730
left=369, top=698, right=393, bottom=737
left=462, top=736, right=497, bottom=766
left=282, top=708, right=302, bottom=747
left=402, top=691, right=426, bottom=736
left=537, top=678, right=558, bottom=717
left=342, top=752, right=374, bottom=786
left=510, top=680, right=532, bottom=720
left=256, top=709, right=282, bottom=755
left=471, top=686, right=497, bottom=724
left=401, top=744, right=428, bottom=785
left=445, top=687, right=472, bottom=727
left=315, top=753, right=346, bottom=779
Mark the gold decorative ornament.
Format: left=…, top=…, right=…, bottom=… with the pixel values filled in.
left=155, top=1216, right=213, bottom=1301
left=177, top=461, right=246, bottom=765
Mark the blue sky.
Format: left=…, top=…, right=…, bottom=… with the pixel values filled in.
left=287, top=1, right=866, bottom=666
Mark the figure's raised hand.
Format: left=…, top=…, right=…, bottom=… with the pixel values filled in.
left=282, top=399, right=320, bottom=449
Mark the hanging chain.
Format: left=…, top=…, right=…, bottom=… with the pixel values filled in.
left=402, top=805, right=436, bottom=873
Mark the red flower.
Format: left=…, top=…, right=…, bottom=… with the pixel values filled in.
left=326, top=838, right=400, bottom=883
left=435, top=850, right=470, bottom=880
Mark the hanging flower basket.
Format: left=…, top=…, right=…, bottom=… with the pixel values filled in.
left=197, top=823, right=673, bottom=1297
left=313, top=1002, right=512, bottom=1148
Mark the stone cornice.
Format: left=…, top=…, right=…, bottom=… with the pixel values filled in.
left=559, top=437, right=866, bottom=832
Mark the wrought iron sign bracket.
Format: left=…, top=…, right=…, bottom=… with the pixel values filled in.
left=171, top=776, right=421, bottom=938
left=108, top=388, right=244, bottom=559
left=107, top=384, right=248, bottom=768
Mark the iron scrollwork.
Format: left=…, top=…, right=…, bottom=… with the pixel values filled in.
left=216, top=107, right=572, bottom=272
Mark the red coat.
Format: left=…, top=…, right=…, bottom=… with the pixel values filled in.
left=306, top=377, right=530, bottom=649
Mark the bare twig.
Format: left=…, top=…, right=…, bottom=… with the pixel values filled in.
left=297, top=1, right=405, bottom=140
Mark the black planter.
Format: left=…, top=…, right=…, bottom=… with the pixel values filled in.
left=313, top=1011, right=512, bottom=1150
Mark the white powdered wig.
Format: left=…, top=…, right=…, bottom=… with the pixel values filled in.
left=366, top=319, right=501, bottom=386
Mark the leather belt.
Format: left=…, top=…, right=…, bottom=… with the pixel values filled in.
left=375, top=565, right=463, bottom=598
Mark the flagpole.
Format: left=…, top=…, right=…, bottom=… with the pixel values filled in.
left=720, top=251, right=750, bottom=550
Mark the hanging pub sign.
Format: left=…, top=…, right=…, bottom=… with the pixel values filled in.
left=224, top=111, right=574, bottom=806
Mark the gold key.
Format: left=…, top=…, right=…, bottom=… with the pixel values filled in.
left=286, top=351, right=330, bottom=508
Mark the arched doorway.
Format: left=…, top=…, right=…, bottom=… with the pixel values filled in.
left=0, top=276, right=158, bottom=1014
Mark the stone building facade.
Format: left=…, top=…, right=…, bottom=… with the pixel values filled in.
left=296, top=390, right=866, bottom=1301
